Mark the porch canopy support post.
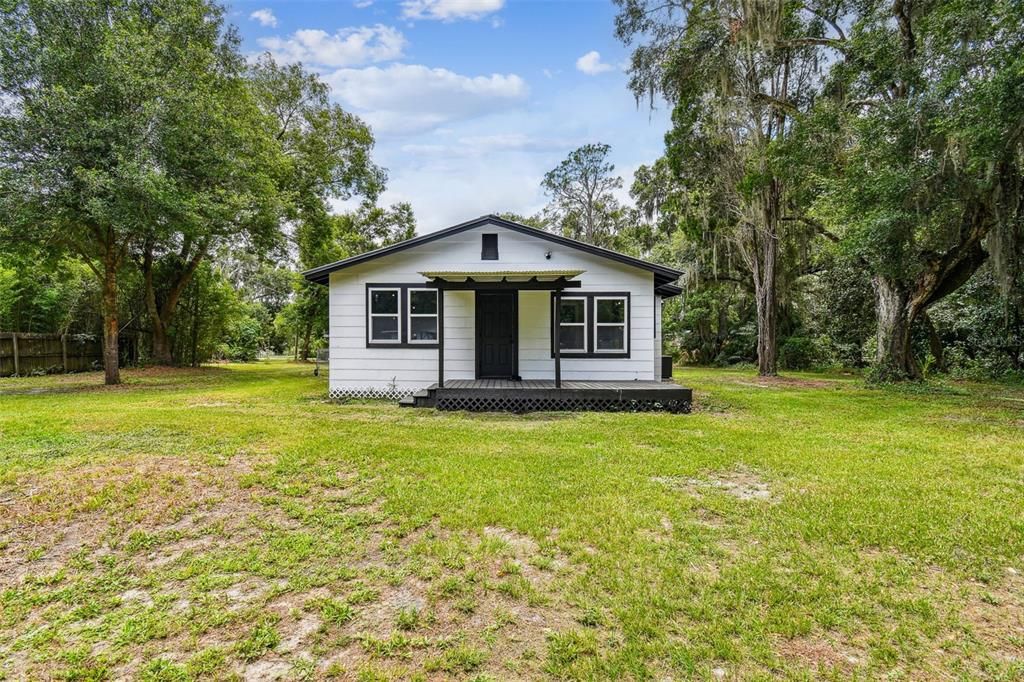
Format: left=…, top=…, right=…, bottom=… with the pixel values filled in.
left=437, top=286, right=445, bottom=388
left=553, top=290, right=561, bottom=388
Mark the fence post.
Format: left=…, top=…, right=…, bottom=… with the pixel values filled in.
left=61, top=334, right=68, bottom=372
left=11, top=332, right=18, bottom=376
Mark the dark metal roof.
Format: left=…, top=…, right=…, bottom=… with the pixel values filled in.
left=302, top=214, right=683, bottom=288
left=655, top=283, right=683, bottom=298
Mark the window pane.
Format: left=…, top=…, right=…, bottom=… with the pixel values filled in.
left=370, top=290, right=398, bottom=314
left=410, top=316, right=437, bottom=341
left=596, top=326, right=625, bottom=350
left=409, top=289, right=437, bottom=315
left=559, top=299, right=585, bottom=324
left=559, top=326, right=585, bottom=351
left=596, top=298, right=625, bottom=323
left=371, top=316, right=398, bottom=340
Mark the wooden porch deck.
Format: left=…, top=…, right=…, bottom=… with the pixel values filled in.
left=401, top=379, right=692, bottom=413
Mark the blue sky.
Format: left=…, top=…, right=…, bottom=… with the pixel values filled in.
left=227, top=0, right=671, bottom=232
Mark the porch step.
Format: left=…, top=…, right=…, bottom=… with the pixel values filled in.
left=397, top=389, right=437, bottom=408
left=414, top=389, right=436, bottom=408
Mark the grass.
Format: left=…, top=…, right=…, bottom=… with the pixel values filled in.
left=0, top=361, right=1022, bottom=680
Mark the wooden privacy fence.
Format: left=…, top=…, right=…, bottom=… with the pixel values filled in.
left=0, top=332, right=139, bottom=377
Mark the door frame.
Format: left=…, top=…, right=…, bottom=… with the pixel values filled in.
left=474, top=290, right=518, bottom=379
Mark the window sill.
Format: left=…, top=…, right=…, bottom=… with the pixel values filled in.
left=549, top=351, right=630, bottom=359
left=367, top=342, right=440, bottom=349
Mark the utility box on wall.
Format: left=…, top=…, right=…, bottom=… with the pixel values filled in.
left=661, top=355, right=673, bottom=380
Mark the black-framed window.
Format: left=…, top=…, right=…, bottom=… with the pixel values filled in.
left=557, top=297, right=587, bottom=352
left=366, top=284, right=439, bottom=348
left=481, top=233, right=498, bottom=260
left=368, top=288, right=400, bottom=343
left=594, top=296, right=627, bottom=352
left=408, top=288, right=439, bottom=343
left=550, top=292, right=630, bottom=358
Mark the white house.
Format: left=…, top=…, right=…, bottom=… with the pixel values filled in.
left=303, top=215, right=690, bottom=411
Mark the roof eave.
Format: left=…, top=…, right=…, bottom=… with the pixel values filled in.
left=302, top=214, right=684, bottom=285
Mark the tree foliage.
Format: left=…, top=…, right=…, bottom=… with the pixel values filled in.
left=619, top=0, right=1024, bottom=380
left=809, top=0, right=1024, bottom=380
left=0, top=0, right=281, bottom=382
left=541, top=143, right=626, bottom=247
left=616, top=0, right=836, bottom=375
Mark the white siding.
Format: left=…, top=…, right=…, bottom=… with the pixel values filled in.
left=327, top=222, right=659, bottom=396
left=653, top=295, right=663, bottom=378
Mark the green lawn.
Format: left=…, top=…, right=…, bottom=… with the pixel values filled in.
left=0, top=362, right=1022, bottom=681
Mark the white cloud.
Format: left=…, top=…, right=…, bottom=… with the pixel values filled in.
left=379, top=160, right=545, bottom=231
left=258, top=25, right=405, bottom=67
left=249, top=9, right=278, bottom=28
left=401, top=0, right=504, bottom=21
left=363, top=78, right=671, bottom=232
left=354, top=0, right=374, bottom=6
left=325, top=64, right=528, bottom=134
left=400, top=133, right=578, bottom=157
left=575, top=50, right=614, bottom=76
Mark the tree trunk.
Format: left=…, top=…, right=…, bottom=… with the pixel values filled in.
left=151, top=323, right=173, bottom=364
left=750, top=183, right=780, bottom=377
left=190, top=294, right=200, bottom=369
left=141, top=240, right=208, bottom=366
left=755, top=289, right=777, bottom=375
left=872, top=275, right=921, bottom=381
left=300, top=323, right=312, bottom=361
left=101, top=258, right=121, bottom=385
left=920, top=311, right=945, bottom=373
left=142, top=245, right=174, bottom=365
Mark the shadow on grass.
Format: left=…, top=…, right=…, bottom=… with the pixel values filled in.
left=0, top=366, right=232, bottom=396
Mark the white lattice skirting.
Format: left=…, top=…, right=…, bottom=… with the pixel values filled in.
left=328, top=386, right=414, bottom=401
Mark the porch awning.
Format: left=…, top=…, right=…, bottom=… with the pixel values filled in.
left=420, top=268, right=584, bottom=290
left=418, top=268, right=584, bottom=283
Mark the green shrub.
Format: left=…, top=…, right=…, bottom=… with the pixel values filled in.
left=779, top=336, right=818, bottom=370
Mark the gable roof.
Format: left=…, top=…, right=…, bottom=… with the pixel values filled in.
left=302, top=214, right=683, bottom=294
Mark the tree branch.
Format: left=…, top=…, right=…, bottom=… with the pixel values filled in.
left=799, top=4, right=847, bottom=41
left=778, top=37, right=848, bottom=54
left=780, top=215, right=841, bottom=243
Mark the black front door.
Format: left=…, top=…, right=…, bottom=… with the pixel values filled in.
left=476, top=291, right=517, bottom=379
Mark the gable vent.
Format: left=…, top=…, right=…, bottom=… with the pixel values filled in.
left=481, top=233, right=498, bottom=260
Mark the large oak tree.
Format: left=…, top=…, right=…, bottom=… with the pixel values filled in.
left=812, top=0, right=1024, bottom=379
left=0, top=0, right=281, bottom=382
left=140, top=54, right=385, bottom=365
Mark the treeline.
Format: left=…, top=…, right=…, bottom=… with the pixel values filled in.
left=3, top=0, right=1022, bottom=383
left=0, top=208, right=414, bottom=370
left=608, top=0, right=1024, bottom=381
left=519, top=0, right=1023, bottom=381
left=0, top=0, right=412, bottom=380
left=514, top=139, right=1024, bottom=380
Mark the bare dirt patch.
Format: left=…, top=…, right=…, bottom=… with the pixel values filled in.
left=736, top=375, right=839, bottom=390
left=484, top=525, right=541, bottom=556
left=961, top=571, right=1024, bottom=664
left=0, top=457, right=590, bottom=681
left=775, top=634, right=866, bottom=673
left=653, top=467, right=775, bottom=502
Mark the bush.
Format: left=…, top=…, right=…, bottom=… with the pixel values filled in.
left=217, top=309, right=264, bottom=361
left=779, top=336, right=818, bottom=370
